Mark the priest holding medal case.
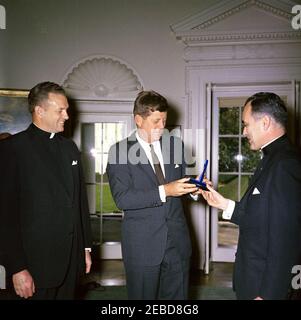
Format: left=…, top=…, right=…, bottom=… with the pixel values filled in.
left=198, top=92, right=301, bottom=300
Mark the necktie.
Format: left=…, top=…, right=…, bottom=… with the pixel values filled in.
left=150, top=144, right=166, bottom=185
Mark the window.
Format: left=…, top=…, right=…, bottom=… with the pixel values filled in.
left=76, top=111, right=133, bottom=259
left=82, top=122, right=123, bottom=214
left=218, top=99, right=261, bottom=247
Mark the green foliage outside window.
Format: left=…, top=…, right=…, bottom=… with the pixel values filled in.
left=219, top=106, right=261, bottom=174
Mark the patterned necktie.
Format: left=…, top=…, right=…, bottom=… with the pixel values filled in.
left=150, top=144, right=166, bottom=185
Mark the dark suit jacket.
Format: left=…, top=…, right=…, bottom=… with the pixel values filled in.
left=0, top=124, right=92, bottom=288
left=231, top=135, right=301, bottom=299
left=106, top=133, right=191, bottom=266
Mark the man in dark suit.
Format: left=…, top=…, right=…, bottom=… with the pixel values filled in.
left=0, top=82, right=92, bottom=300
left=200, top=92, right=301, bottom=300
left=0, top=132, right=12, bottom=292
left=106, top=91, right=198, bottom=299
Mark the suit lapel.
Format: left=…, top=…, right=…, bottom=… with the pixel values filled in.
left=127, top=136, right=158, bottom=185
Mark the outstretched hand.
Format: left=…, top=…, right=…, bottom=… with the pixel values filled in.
left=198, top=181, right=229, bottom=211
left=164, top=177, right=199, bottom=197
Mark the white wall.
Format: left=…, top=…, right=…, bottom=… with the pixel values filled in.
left=1, top=0, right=219, bottom=122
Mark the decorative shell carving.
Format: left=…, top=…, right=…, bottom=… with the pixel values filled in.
left=63, top=57, right=143, bottom=99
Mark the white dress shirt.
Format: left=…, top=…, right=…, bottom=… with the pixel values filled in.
left=136, top=132, right=167, bottom=202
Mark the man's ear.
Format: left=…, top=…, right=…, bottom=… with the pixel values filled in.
left=35, top=105, right=45, bottom=118
left=134, top=114, right=142, bottom=128
left=262, top=114, right=272, bottom=131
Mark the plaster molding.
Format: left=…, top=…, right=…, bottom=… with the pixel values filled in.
left=192, top=0, right=291, bottom=31
left=183, top=42, right=301, bottom=62
left=180, top=31, right=301, bottom=46
left=62, top=55, right=143, bottom=100
left=171, top=0, right=299, bottom=46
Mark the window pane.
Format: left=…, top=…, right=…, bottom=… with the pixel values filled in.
left=240, top=174, right=252, bottom=196
left=219, top=107, right=239, bottom=135
left=241, top=138, right=261, bottom=172
left=218, top=174, right=238, bottom=201
left=81, top=121, right=125, bottom=250
left=103, top=179, right=121, bottom=213
left=218, top=174, right=239, bottom=246
left=219, top=138, right=239, bottom=172
left=81, top=122, right=125, bottom=214
left=102, top=123, right=123, bottom=153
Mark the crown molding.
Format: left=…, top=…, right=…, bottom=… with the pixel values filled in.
left=179, top=30, right=301, bottom=46
left=171, top=0, right=300, bottom=46
left=183, top=42, right=301, bottom=64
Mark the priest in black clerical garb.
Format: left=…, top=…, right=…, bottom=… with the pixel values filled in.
left=0, top=82, right=92, bottom=300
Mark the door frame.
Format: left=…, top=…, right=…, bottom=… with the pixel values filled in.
left=72, top=100, right=134, bottom=259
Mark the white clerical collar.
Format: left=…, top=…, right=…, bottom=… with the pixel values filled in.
left=33, top=123, right=56, bottom=139
left=261, top=134, right=284, bottom=150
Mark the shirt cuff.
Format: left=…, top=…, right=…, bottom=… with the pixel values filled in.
left=222, top=200, right=235, bottom=220
left=85, top=248, right=92, bottom=252
left=159, top=185, right=166, bottom=202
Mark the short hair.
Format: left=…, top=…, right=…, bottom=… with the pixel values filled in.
left=244, top=92, right=288, bottom=128
left=133, top=90, right=168, bottom=118
left=28, top=81, right=66, bottom=113
left=0, top=132, right=11, bottom=140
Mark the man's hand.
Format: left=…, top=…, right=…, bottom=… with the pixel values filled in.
left=12, top=269, right=35, bottom=299
left=164, top=177, right=198, bottom=197
left=190, top=176, right=213, bottom=196
left=85, top=250, right=92, bottom=274
left=199, top=183, right=229, bottom=211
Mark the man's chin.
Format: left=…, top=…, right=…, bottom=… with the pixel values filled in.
left=249, top=144, right=259, bottom=151
left=151, top=135, right=162, bottom=142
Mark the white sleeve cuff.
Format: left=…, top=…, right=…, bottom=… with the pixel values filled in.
left=159, top=185, right=166, bottom=202
left=222, top=200, right=235, bottom=220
